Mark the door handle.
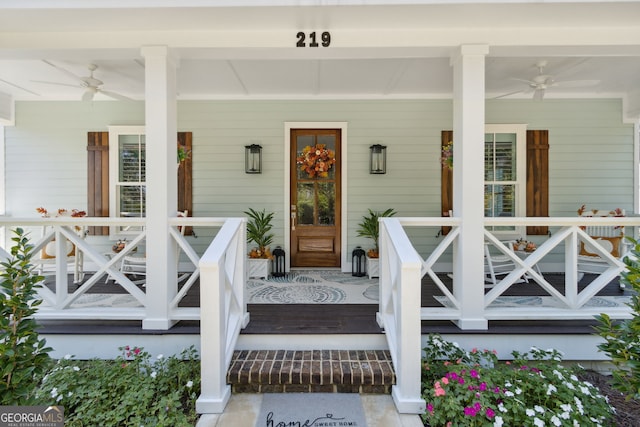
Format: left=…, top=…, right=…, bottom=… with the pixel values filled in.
left=291, top=211, right=296, bottom=231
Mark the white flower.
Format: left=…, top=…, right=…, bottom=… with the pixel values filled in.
left=505, top=391, right=514, bottom=397
left=526, top=408, right=536, bottom=416
left=73, top=366, right=80, bottom=371
left=56, top=394, right=62, bottom=402
left=150, top=371, right=157, bottom=379
left=579, top=385, right=591, bottom=395
left=546, top=384, right=557, bottom=395
left=186, top=380, right=193, bottom=388
left=566, top=382, right=576, bottom=390
left=64, top=354, right=71, bottom=360
left=570, top=374, right=579, bottom=382
left=515, top=387, right=522, bottom=395
left=498, top=403, right=507, bottom=413
left=50, top=387, right=58, bottom=398
left=67, top=391, right=73, bottom=397
left=533, top=417, right=545, bottom=427
left=157, top=354, right=164, bottom=360
left=493, top=416, right=504, bottom=427
left=551, top=415, right=561, bottom=426
left=535, top=405, right=544, bottom=413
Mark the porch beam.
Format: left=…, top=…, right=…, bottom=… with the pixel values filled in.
left=450, top=44, right=489, bottom=330
left=141, top=45, right=179, bottom=330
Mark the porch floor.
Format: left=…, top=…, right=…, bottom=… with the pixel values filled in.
left=36, top=272, right=628, bottom=336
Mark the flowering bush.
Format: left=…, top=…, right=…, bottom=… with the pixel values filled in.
left=36, top=345, right=200, bottom=426
left=422, top=334, right=614, bottom=427
left=36, top=207, right=87, bottom=218
left=441, top=141, right=453, bottom=170
left=296, top=143, right=336, bottom=178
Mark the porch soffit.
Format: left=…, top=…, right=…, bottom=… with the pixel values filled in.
left=0, top=2, right=639, bottom=113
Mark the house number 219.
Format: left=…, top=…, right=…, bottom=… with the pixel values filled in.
left=296, top=31, right=331, bottom=47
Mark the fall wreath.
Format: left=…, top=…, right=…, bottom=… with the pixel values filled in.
left=296, top=144, right=336, bottom=178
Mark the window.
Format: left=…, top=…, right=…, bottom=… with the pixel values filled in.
left=484, top=124, right=527, bottom=235
left=109, top=126, right=146, bottom=234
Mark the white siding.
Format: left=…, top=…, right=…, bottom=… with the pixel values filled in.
left=5, top=98, right=634, bottom=261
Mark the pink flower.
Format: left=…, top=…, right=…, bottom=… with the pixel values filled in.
left=133, top=347, right=141, bottom=355
left=441, top=377, right=449, bottom=385
left=486, top=408, right=496, bottom=419
left=427, top=403, right=434, bottom=414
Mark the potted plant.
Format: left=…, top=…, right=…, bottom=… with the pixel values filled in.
left=356, top=208, right=396, bottom=278
left=244, top=208, right=275, bottom=278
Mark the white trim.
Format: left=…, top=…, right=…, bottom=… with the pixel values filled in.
left=635, top=121, right=640, bottom=217
left=484, top=123, right=527, bottom=237
left=284, top=122, right=348, bottom=272
left=108, top=125, right=146, bottom=237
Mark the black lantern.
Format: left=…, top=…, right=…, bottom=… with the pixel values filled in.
left=352, top=246, right=366, bottom=277
left=272, top=246, right=286, bottom=277
left=370, top=144, right=387, bottom=174
left=245, top=144, right=262, bottom=174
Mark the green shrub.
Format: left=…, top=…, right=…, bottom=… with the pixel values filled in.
left=595, top=236, right=640, bottom=399
left=36, top=345, right=200, bottom=426
left=0, top=228, right=52, bottom=404
left=422, top=334, right=614, bottom=427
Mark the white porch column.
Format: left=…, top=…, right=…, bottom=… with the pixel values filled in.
left=450, top=44, right=489, bottom=330
left=141, top=45, right=179, bottom=330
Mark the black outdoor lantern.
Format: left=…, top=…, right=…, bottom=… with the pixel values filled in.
left=245, top=144, right=262, bottom=174
left=352, top=246, right=366, bottom=277
left=369, top=144, right=387, bottom=174
left=272, top=246, right=286, bottom=277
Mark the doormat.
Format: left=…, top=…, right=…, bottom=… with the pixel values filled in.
left=255, top=393, right=368, bottom=427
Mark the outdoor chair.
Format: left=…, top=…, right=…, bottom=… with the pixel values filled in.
left=34, top=225, right=88, bottom=284
left=484, top=240, right=523, bottom=287
left=576, top=206, right=628, bottom=289
left=119, top=210, right=188, bottom=286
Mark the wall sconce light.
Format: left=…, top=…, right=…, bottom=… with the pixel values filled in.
left=369, top=144, right=387, bottom=174
left=245, top=144, right=262, bottom=174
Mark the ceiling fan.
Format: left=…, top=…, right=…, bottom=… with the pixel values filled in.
left=496, top=60, right=600, bottom=101
left=33, top=60, right=133, bottom=101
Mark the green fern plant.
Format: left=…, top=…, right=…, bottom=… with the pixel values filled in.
left=244, top=208, right=275, bottom=259
left=356, top=208, right=396, bottom=258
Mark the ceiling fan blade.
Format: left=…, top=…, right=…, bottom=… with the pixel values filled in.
left=493, top=89, right=526, bottom=99
left=42, top=60, right=85, bottom=83
left=0, top=77, right=41, bottom=96
left=533, top=88, right=545, bottom=101
left=554, top=79, right=600, bottom=88
left=82, top=89, right=95, bottom=102
left=510, top=77, right=537, bottom=87
left=99, top=89, right=133, bottom=101
left=31, top=80, right=79, bottom=88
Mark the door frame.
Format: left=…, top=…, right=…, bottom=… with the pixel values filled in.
left=284, top=122, right=348, bottom=272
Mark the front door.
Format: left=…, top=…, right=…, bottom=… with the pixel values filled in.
left=290, top=129, right=341, bottom=267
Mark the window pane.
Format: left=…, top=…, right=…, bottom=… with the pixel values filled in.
left=297, top=182, right=315, bottom=225
left=485, top=184, right=515, bottom=217
left=317, top=182, right=335, bottom=225
left=485, top=133, right=516, bottom=182
left=119, top=135, right=145, bottom=182
left=118, top=185, right=146, bottom=218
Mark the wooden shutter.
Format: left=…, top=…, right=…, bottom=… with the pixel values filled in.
left=441, top=131, right=454, bottom=235
left=178, top=132, right=193, bottom=236
left=87, top=131, right=194, bottom=236
left=440, top=129, right=549, bottom=236
left=526, top=130, right=549, bottom=235
left=87, top=132, right=109, bottom=236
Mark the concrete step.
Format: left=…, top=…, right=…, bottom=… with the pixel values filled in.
left=227, top=349, right=395, bottom=393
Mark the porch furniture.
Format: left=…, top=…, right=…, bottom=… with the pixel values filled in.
left=577, top=206, right=628, bottom=289
left=34, top=226, right=87, bottom=283
left=484, top=240, right=542, bottom=287
left=119, top=211, right=188, bottom=286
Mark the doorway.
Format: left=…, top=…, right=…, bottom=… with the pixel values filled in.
left=290, top=128, right=341, bottom=267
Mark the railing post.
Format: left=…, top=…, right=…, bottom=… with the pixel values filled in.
left=196, top=255, right=231, bottom=414
left=54, top=228, right=68, bottom=309
left=379, top=218, right=426, bottom=414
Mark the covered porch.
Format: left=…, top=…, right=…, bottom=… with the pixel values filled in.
left=1, top=213, right=636, bottom=414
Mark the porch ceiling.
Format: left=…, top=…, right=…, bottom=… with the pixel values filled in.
left=0, top=1, right=639, bottom=119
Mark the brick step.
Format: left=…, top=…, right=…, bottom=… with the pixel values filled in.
left=227, top=350, right=396, bottom=394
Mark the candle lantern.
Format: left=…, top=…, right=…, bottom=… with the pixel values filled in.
left=245, top=144, right=262, bottom=174
left=272, top=246, right=286, bottom=277
left=352, top=246, right=366, bottom=277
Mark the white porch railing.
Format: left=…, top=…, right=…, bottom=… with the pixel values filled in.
left=0, top=216, right=228, bottom=323
left=378, top=215, right=638, bottom=414
left=196, top=217, right=249, bottom=413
